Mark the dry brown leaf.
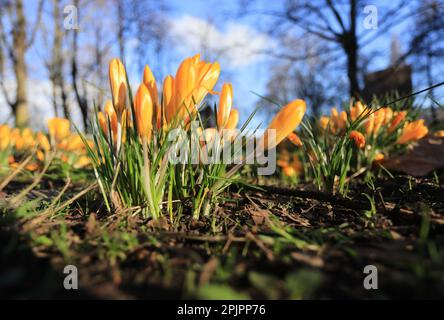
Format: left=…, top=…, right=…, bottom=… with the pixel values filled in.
left=382, top=136, right=444, bottom=176
left=85, top=212, right=99, bottom=235
left=147, top=216, right=170, bottom=230
left=248, top=206, right=270, bottom=226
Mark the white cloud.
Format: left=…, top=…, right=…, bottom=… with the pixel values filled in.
left=169, top=15, right=273, bottom=69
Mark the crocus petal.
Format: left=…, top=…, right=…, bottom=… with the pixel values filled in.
left=98, top=111, right=108, bottom=136
left=225, top=109, right=239, bottom=131
left=174, top=57, right=197, bottom=119
left=163, top=75, right=176, bottom=124
left=195, top=61, right=220, bottom=104
left=364, top=113, right=374, bottom=136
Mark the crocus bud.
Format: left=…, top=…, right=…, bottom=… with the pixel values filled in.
left=0, top=125, right=11, bottom=150
left=217, top=83, right=233, bottom=129
left=287, top=132, right=303, bottom=147
left=350, top=101, right=365, bottom=122
left=98, top=112, right=108, bottom=136
left=388, top=111, right=406, bottom=133
left=163, top=75, right=176, bottom=124
left=37, top=132, right=50, bottom=151
left=143, top=65, right=161, bottom=129
left=349, top=130, right=366, bottom=149
left=134, top=83, right=153, bottom=142
left=319, top=116, right=330, bottom=130
left=262, top=99, right=306, bottom=150
left=109, top=58, right=127, bottom=116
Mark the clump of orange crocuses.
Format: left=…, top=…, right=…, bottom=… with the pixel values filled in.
left=0, top=119, right=91, bottom=176
left=87, top=54, right=307, bottom=220
left=277, top=150, right=303, bottom=180
left=318, top=100, right=429, bottom=168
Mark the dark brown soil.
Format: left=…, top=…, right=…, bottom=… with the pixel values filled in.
left=1, top=175, right=444, bottom=299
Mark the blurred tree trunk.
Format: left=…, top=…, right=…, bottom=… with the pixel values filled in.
left=50, top=0, right=70, bottom=119
left=71, top=15, right=89, bottom=132
left=12, top=0, right=28, bottom=127
left=344, top=0, right=360, bottom=97
left=14, top=62, right=27, bottom=127
left=0, top=0, right=43, bottom=128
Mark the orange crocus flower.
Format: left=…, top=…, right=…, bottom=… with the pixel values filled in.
left=396, top=119, right=428, bottom=144
left=388, top=111, right=407, bottom=133
left=36, top=150, right=45, bottom=162
left=434, top=130, right=444, bottom=138
left=319, top=116, right=330, bottom=130
left=174, top=56, right=198, bottom=120
left=37, top=132, right=50, bottom=151
left=350, top=101, right=365, bottom=122
left=278, top=153, right=303, bottom=177
left=372, top=108, right=386, bottom=136
left=163, top=75, right=175, bottom=124
left=373, top=152, right=385, bottom=164
left=98, top=112, right=108, bottom=136
left=75, top=156, right=91, bottom=168
left=364, top=112, right=374, bottom=136
left=25, top=163, right=39, bottom=172
left=48, top=118, right=70, bottom=143
left=282, top=166, right=297, bottom=177
left=0, top=125, right=11, bottom=150
left=383, top=107, right=393, bottom=125
left=134, top=83, right=153, bottom=142
left=143, top=65, right=161, bottom=129
left=217, top=83, right=233, bottom=130
left=349, top=130, right=366, bottom=149
left=262, top=99, right=306, bottom=150
left=171, top=55, right=220, bottom=124
left=63, top=135, right=84, bottom=151
left=109, top=58, right=127, bottom=116
left=287, top=132, right=303, bottom=147
left=330, top=107, right=347, bottom=134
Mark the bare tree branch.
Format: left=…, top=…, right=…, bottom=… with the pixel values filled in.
left=26, top=0, right=45, bottom=48
left=326, top=0, right=346, bottom=32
